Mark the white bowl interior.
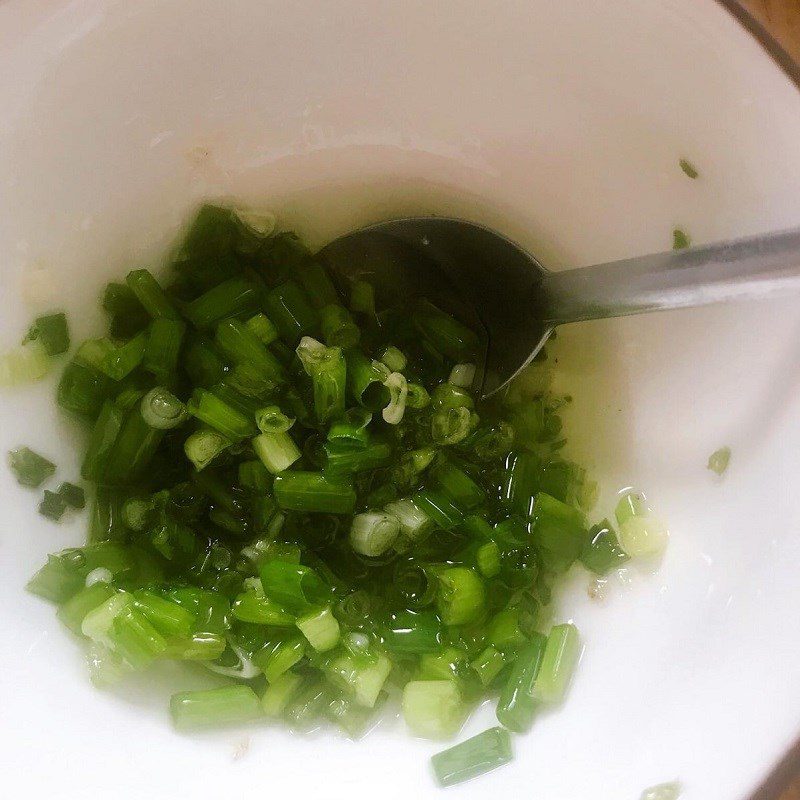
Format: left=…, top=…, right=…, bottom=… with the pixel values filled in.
left=1, top=2, right=799, bottom=799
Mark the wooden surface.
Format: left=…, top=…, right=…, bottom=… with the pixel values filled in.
left=738, top=1, right=800, bottom=797
left=741, top=0, right=800, bottom=62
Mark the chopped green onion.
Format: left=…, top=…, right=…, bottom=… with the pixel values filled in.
left=254, top=636, right=306, bottom=682
left=261, top=671, right=304, bottom=716
left=346, top=350, right=390, bottom=410
left=476, top=541, right=501, bottom=578
left=620, top=515, right=669, bottom=557
left=57, top=482, right=85, bottom=510
left=8, top=447, right=56, bottom=488
left=187, top=388, right=255, bottom=440
left=39, top=489, right=68, bottom=521
left=143, top=317, right=185, bottom=380
left=25, top=312, right=70, bottom=356
left=412, top=299, right=480, bottom=361
left=260, top=560, right=330, bottom=613
left=431, top=726, right=513, bottom=787
left=184, top=428, right=231, bottom=471
left=215, top=318, right=285, bottom=384
left=327, top=408, right=372, bottom=447
left=580, top=520, right=630, bottom=575
left=496, top=633, right=547, bottom=731
left=126, top=269, right=179, bottom=319
left=255, top=405, right=295, bottom=434
left=265, top=281, right=318, bottom=344
left=273, top=471, right=356, bottom=514
left=0, top=341, right=51, bottom=386
left=406, top=383, right=431, bottom=409
left=672, top=228, right=691, bottom=250
left=413, top=488, right=464, bottom=531
left=183, top=278, right=260, bottom=329
left=640, top=781, right=682, bottom=800
left=436, top=567, right=485, bottom=626
left=232, top=588, right=295, bottom=626
left=245, top=313, right=279, bottom=346
left=382, top=371, right=408, bottom=425
left=133, top=590, right=195, bottom=638
left=284, top=678, right=329, bottom=729
left=679, top=158, right=698, bottom=179
left=432, top=406, right=474, bottom=445
left=320, top=303, right=360, bottom=348
left=707, top=446, right=731, bottom=476
left=530, top=492, right=586, bottom=571
left=350, top=280, right=375, bottom=316
left=402, top=680, right=463, bottom=739
left=531, top=623, right=581, bottom=704
left=296, top=605, right=340, bottom=652
left=57, top=582, right=116, bottom=635
left=350, top=511, right=401, bottom=557
left=323, top=438, right=393, bottom=475
left=471, top=646, right=506, bottom=686
left=296, top=262, right=338, bottom=309
left=170, top=686, right=262, bottom=729
left=380, top=346, right=407, bottom=372
left=383, top=609, right=442, bottom=654
left=615, top=491, right=648, bottom=526
left=296, top=336, right=346, bottom=423
left=433, top=461, right=486, bottom=509
left=112, top=606, right=168, bottom=669
left=253, top=431, right=301, bottom=474
left=448, top=363, right=475, bottom=389
left=234, top=206, right=276, bottom=240
left=384, top=498, right=432, bottom=541
left=103, top=283, right=149, bottom=339
left=140, top=387, right=188, bottom=430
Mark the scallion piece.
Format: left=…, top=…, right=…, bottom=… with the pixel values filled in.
left=476, top=541, right=501, bottom=578
left=140, top=387, right=188, bottom=430
left=349, top=279, right=375, bottom=316
left=126, top=269, right=179, bottom=319
left=273, top=471, right=356, bottom=514
left=255, top=405, right=295, bottom=434
left=265, top=280, right=318, bottom=344
left=349, top=511, right=400, bottom=557
left=133, top=590, right=195, bottom=639
left=39, top=489, right=68, bottom=521
left=184, top=428, right=231, bottom=471
left=431, top=726, right=513, bottom=787
left=57, top=482, right=85, bottom=510
left=232, top=589, right=295, bottom=627
left=296, top=336, right=346, bottom=423
left=402, top=680, right=463, bottom=739
left=320, top=303, right=360, bottom=348
left=496, top=633, right=547, bottom=732
left=0, top=341, right=51, bottom=386
left=259, top=560, right=330, bottom=614
left=143, top=317, right=185, bottom=380
left=253, top=431, right=301, bottom=474
left=25, top=312, right=70, bottom=356
left=296, top=605, right=340, bottom=652
left=327, top=407, right=372, bottom=447
left=436, top=567, right=485, bottom=626
left=261, top=671, right=304, bottom=716
left=323, top=438, right=393, bottom=475
left=187, top=388, right=254, bottom=440
left=182, top=278, right=260, bottom=329
left=531, top=623, right=581, bottom=704
left=345, top=350, right=390, bottom=410
left=580, top=520, right=630, bottom=575
left=254, top=637, right=306, bottom=682
left=412, top=299, right=480, bottom=361
left=215, top=318, right=285, bottom=384
left=413, top=488, right=464, bottom=531
left=382, top=371, right=408, bottom=425
left=57, top=582, right=116, bottom=635
left=170, top=686, right=262, bottom=730
left=8, top=447, right=56, bottom=488
left=448, top=362, right=476, bottom=389
left=383, top=609, right=442, bottom=654
left=384, top=498, right=432, bottom=541
left=433, top=461, right=486, bottom=509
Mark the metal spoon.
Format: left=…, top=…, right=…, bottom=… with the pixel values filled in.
left=318, top=218, right=800, bottom=397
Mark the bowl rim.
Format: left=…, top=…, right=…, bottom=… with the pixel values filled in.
left=716, top=8, right=800, bottom=800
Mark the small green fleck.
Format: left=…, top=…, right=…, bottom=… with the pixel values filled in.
left=640, top=781, right=682, bottom=800
left=8, top=447, right=56, bottom=488
left=678, top=159, right=698, bottom=179
left=57, top=482, right=86, bottom=509
left=39, top=490, right=68, bottom=521
left=672, top=228, right=691, bottom=250
left=707, top=446, right=731, bottom=476
left=24, top=312, right=70, bottom=356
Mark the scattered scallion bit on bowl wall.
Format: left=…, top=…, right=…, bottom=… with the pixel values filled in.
left=15, top=202, right=666, bottom=785
left=672, top=228, right=691, bottom=250
left=640, top=780, right=682, bottom=800
left=678, top=158, right=699, bottom=179
left=707, top=446, right=731, bottom=476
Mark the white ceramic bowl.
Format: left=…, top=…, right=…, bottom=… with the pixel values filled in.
left=1, top=2, right=800, bottom=799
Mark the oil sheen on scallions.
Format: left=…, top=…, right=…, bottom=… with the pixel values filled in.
left=27, top=204, right=617, bottom=783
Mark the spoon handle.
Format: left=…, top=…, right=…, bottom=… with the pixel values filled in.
left=540, top=227, right=800, bottom=324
